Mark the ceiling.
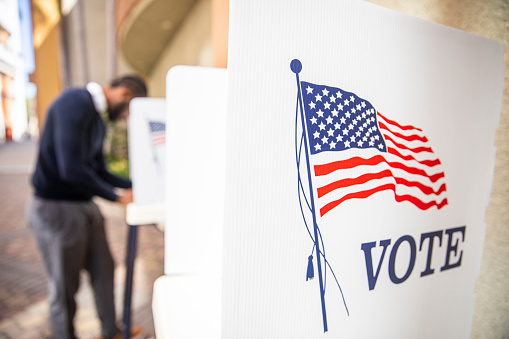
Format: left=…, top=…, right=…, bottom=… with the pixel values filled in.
left=120, top=0, right=198, bottom=75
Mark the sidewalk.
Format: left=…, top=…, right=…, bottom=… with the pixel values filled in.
left=0, top=141, right=164, bottom=339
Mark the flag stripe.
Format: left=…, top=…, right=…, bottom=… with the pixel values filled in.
left=152, top=134, right=165, bottom=146
left=380, top=114, right=442, bottom=166
left=378, top=112, right=422, bottom=132
left=317, top=169, right=447, bottom=198
left=387, top=147, right=441, bottom=167
left=382, top=134, right=433, bottom=153
left=378, top=122, right=428, bottom=142
left=320, top=183, right=448, bottom=216
left=314, top=155, right=445, bottom=183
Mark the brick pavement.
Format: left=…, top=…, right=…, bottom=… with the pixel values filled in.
left=0, top=141, right=164, bottom=339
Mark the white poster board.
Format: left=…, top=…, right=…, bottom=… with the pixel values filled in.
left=224, top=0, right=505, bottom=338
left=164, top=66, right=227, bottom=275
left=128, top=97, right=166, bottom=205
left=152, top=66, right=227, bottom=339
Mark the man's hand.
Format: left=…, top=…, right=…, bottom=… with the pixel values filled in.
left=117, top=188, right=133, bottom=205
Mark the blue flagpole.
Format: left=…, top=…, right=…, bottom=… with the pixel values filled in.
left=291, top=59, right=328, bottom=333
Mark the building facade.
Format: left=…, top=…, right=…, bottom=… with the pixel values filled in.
left=0, top=0, right=33, bottom=142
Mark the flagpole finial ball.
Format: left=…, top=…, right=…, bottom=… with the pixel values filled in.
left=290, top=59, right=302, bottom=74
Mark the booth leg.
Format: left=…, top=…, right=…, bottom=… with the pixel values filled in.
left=123, top=225, right=138, bottom=339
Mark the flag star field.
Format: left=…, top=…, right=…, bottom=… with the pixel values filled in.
left=302, top=82, right=387, bottom=154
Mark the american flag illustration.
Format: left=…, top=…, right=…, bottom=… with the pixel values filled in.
left=291, top=59, right=448, bottom=332
left=300, top=81, right=448, bottom=217
left=149, top=121, right=166, bottom=147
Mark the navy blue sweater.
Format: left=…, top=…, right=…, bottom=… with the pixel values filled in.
left=32, top=88, right=131, bottom=201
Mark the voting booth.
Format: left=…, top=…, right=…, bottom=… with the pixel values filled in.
left=146, top=1, right=505, bottom=338
left=127, top=97, right=166, bottom=226
left=152, top=66, right=227, bottom=338
left=125, top=98, right=166, bottom=338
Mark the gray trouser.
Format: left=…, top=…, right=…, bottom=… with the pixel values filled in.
left=27, top=197, right=120, bottom=339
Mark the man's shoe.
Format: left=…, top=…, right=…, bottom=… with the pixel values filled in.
left=97, top=326, right=143, bottom=339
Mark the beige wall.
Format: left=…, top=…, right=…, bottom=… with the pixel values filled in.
left=148, top=0, right=213, bottom=98
left=30, top=24, right=62, bottom=131
left=212, top=0, right=228, bottom=68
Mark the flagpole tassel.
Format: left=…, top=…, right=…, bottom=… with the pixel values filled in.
left=306, top=255, right=314, bottom=281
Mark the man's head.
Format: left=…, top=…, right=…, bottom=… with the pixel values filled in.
left=104, top=74, right=148, bottom=121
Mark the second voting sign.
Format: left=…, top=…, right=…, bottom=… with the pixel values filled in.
left=223, top=0, right=505, bottom=338
left=128, top=98, right=166, bottom=204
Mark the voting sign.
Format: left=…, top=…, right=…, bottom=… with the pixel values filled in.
left=223, top=0, right=505, bottom=338
left=128, top=98, right=166, bottom=204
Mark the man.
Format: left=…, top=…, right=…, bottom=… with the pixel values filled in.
left=27, top=75, right=147, bottom=339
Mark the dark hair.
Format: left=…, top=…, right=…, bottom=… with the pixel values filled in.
left=110, top=74, right=148, bottom=98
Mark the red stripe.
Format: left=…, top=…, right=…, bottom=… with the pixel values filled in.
left=394, top=177, right=447, bottom=196
left=377, top=112, right=422, bottom=132
left=317, top=169, right=447, bottom=198
left=153, top=135, right=165, bottom=146
left=317, top=170, right=393, bottom=198
left=383, top=134, right=432, bottom=153
left=387, top=147, right=441, bottom=167
left=379, top=122, right=428, bottom=142
left=314, top=155, right=445, bottom=183
left=383, top=160, right=444, bottom=182
left=315, top=156, right=384, bottom=175
left=319, top=183, right=448, bottom=216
